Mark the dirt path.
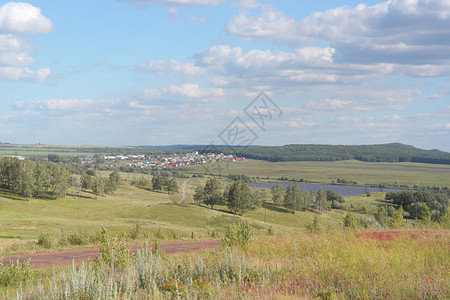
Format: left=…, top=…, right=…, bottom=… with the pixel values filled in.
left=2, top=240, right=219, bottom=270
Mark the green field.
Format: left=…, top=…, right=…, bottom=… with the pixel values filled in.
left=181, top=159, right=450, bottom=187
left=1, top=158, right=449, bottom=299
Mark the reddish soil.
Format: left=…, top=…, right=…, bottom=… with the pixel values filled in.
left=355, top=230, right=448, bottom=241
left=2, top=240, right=219, bottom=270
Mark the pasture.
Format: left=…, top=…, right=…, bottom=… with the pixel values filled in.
left=181, top=159, right=450, bottom=187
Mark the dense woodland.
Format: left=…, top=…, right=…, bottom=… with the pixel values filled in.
left=0, top=157, right=120, bottom=200
left=207, top=143, right=450, bottom=164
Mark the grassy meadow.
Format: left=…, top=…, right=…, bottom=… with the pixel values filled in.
left=1, top=158, right=449, bottom=299
left=181, top=159, right=450, bottom=187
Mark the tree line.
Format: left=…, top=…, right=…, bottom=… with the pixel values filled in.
left=385, top=190, right=448, bottom=221
left=131, top=173, right=178, bottom=194
left=193, top=178, right=263, bottom=215
left=270, top=183, right=345, bottom=214
left=209, top=143, right=450, bottom=164
left=192, top=179, right=346, bottom=216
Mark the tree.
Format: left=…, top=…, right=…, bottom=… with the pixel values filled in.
left=283, top=184, right=302, bottom=214
left=250, top=188, right=264, bottom=209
left=271, top=183, right=285, bottom=206
left=167, top=178, right=178, bottom=194
left=193, top=186, right=204, bottom=205
left=34, top=162, right=50, bottom=198
left=375, top=205, right=390, bottom=227
left=92, top=175, right=105, bottom=200
left=18, top=160, right=35, bottom=200
left=107, top=171, right=121, bottom=193
left=203, top=178, right=223, bottom=209
left=81, top=170, right=92, bottom=190
left=49, top=164, right=69, bottom=199
left=151, top=174, right=164, bottom=191
left=343, top=213, right=356, bottom=229
left=326, top=190, right=345, bottom=209
left=420, top=203, right=432, bottom=225
left=440, top=208, right=450, bottom=229
left=389, top=207, right=406, bottom=228
left=227, top=181, right=252, bottom=215
left=316, top=190, right=327, bottom=214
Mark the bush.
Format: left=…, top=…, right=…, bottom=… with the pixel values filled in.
left=221, top=218, right=253, bottom=248
left=343, top=213, right=357, bottom=229
left=306, top=214, right=321, bottom=233
left=129, top=220, right=142, bottom=240
left=357, top=216, right=381, bottom=229
left=155, top=227, right=165, bottom=239
left=37, top=233, right=53, bottom=248
left=0, top=259, right=33, bottom=287
left=67, top=231, right=89, bottom=245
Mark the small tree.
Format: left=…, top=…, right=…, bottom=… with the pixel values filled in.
left=440, top=208, right=450, bottom=229
left=271, top=183, right=285, bottom=206
left=306, top=214, right=321, bottom=233
left=221, top=218, right=252, bottom=248
left=343, top=213, right=356, bottom=229
left=420, top=203, right=432, bottom=225
left=203, top=178, right=223, bottom=209
left=193, top=186, right=204, bottom=205
left=389, top=207, right=406, bottom=228
left=375, top=205, right=390, bottom=227
left=283, top=184, right=301, bottom=214
left=227, top=181, right=252, bottom=215
left=167, top=178, right=178, bottom=194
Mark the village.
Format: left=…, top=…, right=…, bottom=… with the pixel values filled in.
left=102, top=151, right=245, bottom=169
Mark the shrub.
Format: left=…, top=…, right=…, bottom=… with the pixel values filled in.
left=0, top=259, right=33, bottom=287
left=67, top=231, right=89, bottom=245
left=357, top=216, right=381, bottom=229
left=129, top=220, right=142, bottom=240
left=389, top=207, right=406, bottom=228
left=155, top=227, right=165, bottom=239
left=98, top=228, right=130, bottom=270
left=58, top=230, right=69, bottom=246
left=221, top=218, right=253, bottom=248
left=343, top=213, right=357, bottom=229
left=37, top=233, right=53, bottom=248
left=306, top=214, right=321, bottom=233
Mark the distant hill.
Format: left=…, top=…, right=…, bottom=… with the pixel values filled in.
left=198, top=143, right=450, bottom=164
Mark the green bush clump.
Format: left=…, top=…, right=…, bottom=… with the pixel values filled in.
left=37, top=233, right=53, bottom=248
left=221, top=217, right=253, bottom=248
left=0, top=259, right=33, bottom=287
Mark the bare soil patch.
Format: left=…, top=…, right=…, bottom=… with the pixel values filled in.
left=2, top=240, right=219, bottom=270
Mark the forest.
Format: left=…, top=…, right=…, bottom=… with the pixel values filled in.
left=206, top=143, right=450, bottom=164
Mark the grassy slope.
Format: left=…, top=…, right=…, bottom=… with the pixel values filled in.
left=1, top=159, right=449, bottom=255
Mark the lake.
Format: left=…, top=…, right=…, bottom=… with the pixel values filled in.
left=248, top=182, right=399, bottom=196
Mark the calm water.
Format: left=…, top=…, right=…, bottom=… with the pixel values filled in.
left=248, top=182, right=399, bottom=196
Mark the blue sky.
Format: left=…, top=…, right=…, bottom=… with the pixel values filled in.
left=0, top=0, right=449, bottom=151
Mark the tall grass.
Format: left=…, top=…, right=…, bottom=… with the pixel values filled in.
left=4, top=229, right=448, bottom=299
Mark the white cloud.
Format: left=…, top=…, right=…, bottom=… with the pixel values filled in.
left=0, top=66, right=50, bottom=82
left=134, top=59, right=205, bottom=75
left=0, top=34, right=34, bottom=67
left=0, top=3, right=52, bottom=83
left=139, top=83, right=224, bottom=102
left=304, top=99, right=353, bottom=112
left=119, top=0, right=224, bottom=6
left=0, top=2, right=53, bottom=34
left=195, top=45, right=335, bottom=71
left=11, top=99, right=118, bottom=111
left=227, top=0, right=450, bottom=65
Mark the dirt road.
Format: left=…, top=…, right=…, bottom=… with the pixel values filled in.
left=2, top=240, right=219, bottom=270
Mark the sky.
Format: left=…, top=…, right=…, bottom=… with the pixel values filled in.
left=0, top=0, right=449, bottom=151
